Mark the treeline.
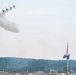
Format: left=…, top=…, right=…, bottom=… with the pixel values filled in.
left=0, top=57, right=76, bottom=73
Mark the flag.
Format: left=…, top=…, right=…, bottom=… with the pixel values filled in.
left=63, top=54, right=70, bottom=59
left=63, top=43, right=70, bottom=59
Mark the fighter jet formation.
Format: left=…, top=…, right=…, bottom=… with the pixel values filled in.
left=0, top=5, right=20, bottom=33
left=2, top=5, right=15, bottom=13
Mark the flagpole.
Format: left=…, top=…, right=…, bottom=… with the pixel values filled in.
left=66, top=43, right=69, bottom=75
left=67, top=59, right=69, bottom=75
left=63, top=43, right=70, bottom=75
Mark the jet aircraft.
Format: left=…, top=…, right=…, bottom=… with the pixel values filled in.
left=13, top=5, right=15, bottom=8
left=9, top=6, right=12, bottom=10
left=6, top=8, right=8, bottom=11
left=2, top=9, right=5, bottom=13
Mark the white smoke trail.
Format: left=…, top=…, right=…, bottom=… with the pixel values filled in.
left=0, top=12, right=20, bottom=33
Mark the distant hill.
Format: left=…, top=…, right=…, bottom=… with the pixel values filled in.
left=0, top=57, right=76, bottom=73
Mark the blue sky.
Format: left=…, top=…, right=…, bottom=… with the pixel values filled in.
left=0, top=0, right=76, bottom=60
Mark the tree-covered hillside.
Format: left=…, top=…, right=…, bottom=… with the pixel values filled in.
left=0, top=57, right=76, bottom=73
